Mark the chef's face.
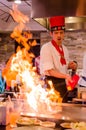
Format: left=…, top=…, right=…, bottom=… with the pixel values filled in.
left=50, top=30, right=65, bottom=45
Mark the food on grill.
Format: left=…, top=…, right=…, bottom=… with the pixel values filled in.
left=60, top=122, right=71, bottom=129
left=16, top=116, right=56, bottom=128
left=71, top=122, right=86, bottom=130
left=16, top=116, right=41, bottom=126
left=60, top=121, right=86, bottom=129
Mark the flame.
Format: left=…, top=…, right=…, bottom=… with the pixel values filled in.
left=2, top=4, right=62, bottom=115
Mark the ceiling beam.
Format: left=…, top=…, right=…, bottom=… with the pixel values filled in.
left=0, top=2, right=12, bottom=10
left=24, top=1, right=31, bottom=6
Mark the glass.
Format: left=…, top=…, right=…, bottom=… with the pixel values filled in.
left=9, top=99, right=22, bottom=128
left=10, top=109, right=20, bottom=128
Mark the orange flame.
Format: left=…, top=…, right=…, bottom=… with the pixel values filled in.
left=2, top=4, right=62, bottom=115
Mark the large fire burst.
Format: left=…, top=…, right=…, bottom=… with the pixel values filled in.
left=2, top=4, right=62, bottom=114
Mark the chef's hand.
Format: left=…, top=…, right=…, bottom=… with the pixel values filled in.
left=65, top=74, right=72, bottom=82
left=68, top=61, right=78, bottom=71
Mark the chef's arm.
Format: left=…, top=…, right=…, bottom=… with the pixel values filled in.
left=45, top=69, right=72, bottom=82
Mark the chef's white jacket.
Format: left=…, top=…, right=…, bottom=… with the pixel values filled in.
left=40, top=41, right=69, bottom=76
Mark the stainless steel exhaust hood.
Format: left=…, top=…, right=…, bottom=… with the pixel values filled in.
left=32, top=0, right=86, bottom=31
left=32, top=0, right=86, bottom=18
left=65, top=17, right=86, bottom=31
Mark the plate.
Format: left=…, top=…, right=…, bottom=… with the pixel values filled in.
left=60, top=122, right=71, bottom=129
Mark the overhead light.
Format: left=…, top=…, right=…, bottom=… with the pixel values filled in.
left=14, top=0, right=21, bottom=4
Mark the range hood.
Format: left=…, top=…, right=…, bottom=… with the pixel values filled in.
left=32, top=0, right=86, bottom=31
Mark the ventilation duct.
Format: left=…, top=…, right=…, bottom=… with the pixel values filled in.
left=32, top=0, right=86, bottom=31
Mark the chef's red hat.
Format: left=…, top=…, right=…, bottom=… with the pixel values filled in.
left=49, top=16, right=65, bottom=31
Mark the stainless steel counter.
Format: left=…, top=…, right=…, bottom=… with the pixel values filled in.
left=21, top=103, right=86, bottom=122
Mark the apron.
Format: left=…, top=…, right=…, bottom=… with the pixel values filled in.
left=46, top=76, right=68, bottom=103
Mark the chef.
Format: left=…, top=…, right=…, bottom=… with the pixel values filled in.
left=40, top=16, right=77, bottom=102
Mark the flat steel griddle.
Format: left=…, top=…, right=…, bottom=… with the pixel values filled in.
left=20, top=103, right=86, bottom=122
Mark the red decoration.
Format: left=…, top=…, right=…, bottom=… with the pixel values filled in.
left=52, top=40, right=66, bottom=65
left=58, top=26, right=61, bottom=30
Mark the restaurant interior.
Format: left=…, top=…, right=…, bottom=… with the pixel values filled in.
left=0, top=0, right=86, bottom=130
